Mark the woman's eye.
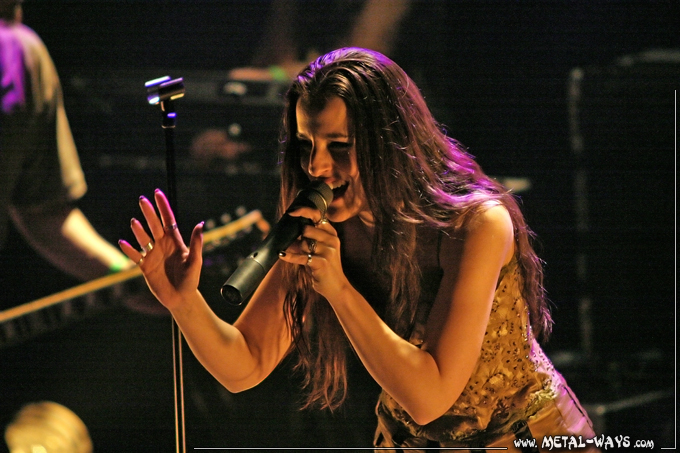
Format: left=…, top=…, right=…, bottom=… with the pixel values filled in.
left=329, top=142, right=352, bottom=152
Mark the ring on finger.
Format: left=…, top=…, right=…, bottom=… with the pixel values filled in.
left=142, top=242, right=154, bottom=254
left=165, top=223, right=178, bottom=232
left=307, top=239, right=317, bottom=255
left=136, top=256, right=144, bottom=266
left=306, top=253, right=313, bottom=266
left=317, top=217, right=329, bottom=226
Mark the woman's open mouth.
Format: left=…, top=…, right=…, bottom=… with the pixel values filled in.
left=330, top=181, right=349, bottom=201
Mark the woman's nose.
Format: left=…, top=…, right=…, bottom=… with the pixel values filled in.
left=307, top=144, right=332, bottom=177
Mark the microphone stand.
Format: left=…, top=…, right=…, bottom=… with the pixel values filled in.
left=145, top=76, right=186, bottom=453
left=161, top=99, right=179, bottom=211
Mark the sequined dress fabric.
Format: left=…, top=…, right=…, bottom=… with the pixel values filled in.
left=376, top=258, right=577, bottom=447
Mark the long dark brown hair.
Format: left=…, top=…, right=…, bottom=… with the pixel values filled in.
left=277, top=48, right=551, bottom=411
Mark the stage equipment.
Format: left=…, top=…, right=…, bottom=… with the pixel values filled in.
left=567, top=49, right=677, bottom=361
left=566, top=50, right=676, bottom=447
left=0, top=210, right=265, bottom=349
left=5, top=401, right=92, bottom=453
left=144, top=74, right=191, bottom=453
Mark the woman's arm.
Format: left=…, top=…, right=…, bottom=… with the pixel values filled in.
left=119, top=190, right=291, bottom=392
left=170, top=262, right=293, bottom=392
left=283, top=204, right=514, bottom=425
left=10, top=204, right=132, bottom=280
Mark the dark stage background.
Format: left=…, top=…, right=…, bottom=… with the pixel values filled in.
left=1, top=1, right=677, bottom=451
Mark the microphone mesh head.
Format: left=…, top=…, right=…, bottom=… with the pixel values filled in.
left=292, top=181, right=333, bottom=216
left=305, top=181, right=333, bottom=216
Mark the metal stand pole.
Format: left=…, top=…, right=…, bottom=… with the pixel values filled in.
left=146, top=76, right=186, bottom=453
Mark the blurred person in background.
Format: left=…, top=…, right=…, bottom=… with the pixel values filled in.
left=0, top=0, right=132, bottom=311
left=228, top=0, right=412, bottom=82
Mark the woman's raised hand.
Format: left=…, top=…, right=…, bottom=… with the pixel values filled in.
left=118, top=189, right=204, bottom=311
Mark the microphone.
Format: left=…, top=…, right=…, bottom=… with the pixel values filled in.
left=220, top=181, right=333, bottom=305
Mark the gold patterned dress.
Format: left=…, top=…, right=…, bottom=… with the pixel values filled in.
left=373, top=258, right=599, bottom=452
